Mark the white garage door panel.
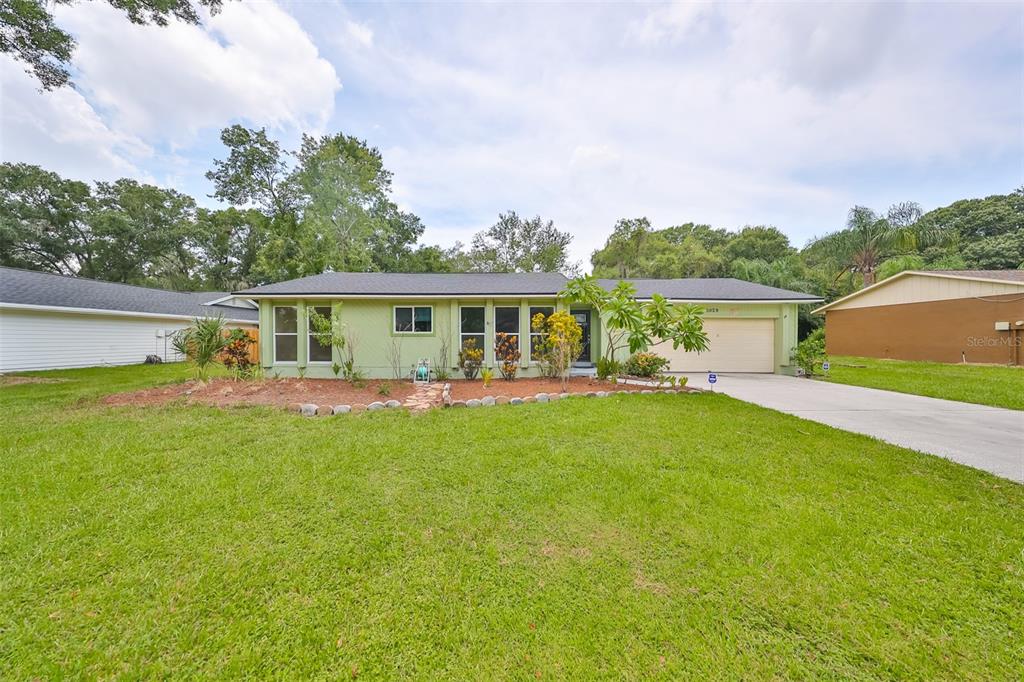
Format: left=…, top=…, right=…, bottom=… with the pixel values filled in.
left=657, top=318, right=775, bottom=373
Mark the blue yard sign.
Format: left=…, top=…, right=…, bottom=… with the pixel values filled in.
left=822, top=361, right=830, bottom=372
left=708, top=372, right=718, bottom=385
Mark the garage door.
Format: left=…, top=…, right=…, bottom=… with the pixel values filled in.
left=655, top=318, right=775, bottom=373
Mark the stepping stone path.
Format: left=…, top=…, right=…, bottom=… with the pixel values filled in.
left=403, top=382, right=444, bottom=412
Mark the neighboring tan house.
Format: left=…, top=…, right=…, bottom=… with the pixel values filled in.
left=233, top=272, right=821, bottom=378
left=813, top=270, right=1024, bottom=365
left=0, top=266, right=258, bottom=372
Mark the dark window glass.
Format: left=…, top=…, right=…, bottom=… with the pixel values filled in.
left=395, top=307, right=413, bottom=332
left=460, top=307, right=485, bottom=334
left=275, top=334, right=297, bottom=362
left=274, top=306, right=297, bottom=333
left=495, top=307, right=519, bottom=334
left=414, top=306, right=432, bottom=333
left=308, top=306, right=332, bottom=362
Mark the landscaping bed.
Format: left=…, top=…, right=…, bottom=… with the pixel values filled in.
left=447, top=376, right=692, bottom=401
left=102, top=377, right=417, bottom=410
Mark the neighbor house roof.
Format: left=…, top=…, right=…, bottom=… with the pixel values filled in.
left=234, top=271, right=821, bottom=302
left=599, top=278, right=822, bottom=302
left=812, top=269, right=1024, bottom=314
left=234, top=272, right=572, bottom=297
left=0, top=266, right=258, bottom=322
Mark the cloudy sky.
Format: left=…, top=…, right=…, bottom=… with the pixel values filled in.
left=3, top=1, right=1021, bottom=267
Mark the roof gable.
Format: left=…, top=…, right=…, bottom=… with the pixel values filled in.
left=813, top=270, right=1024, bottom=313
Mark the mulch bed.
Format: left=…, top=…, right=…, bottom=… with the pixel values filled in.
left=102, top=377, right=416, bottom=410
left=448, top=374, right=630, bottom=401
left=448, top=376, right=691, bottom=401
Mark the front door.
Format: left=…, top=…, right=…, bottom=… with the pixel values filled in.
left=571, top=309, right=592, bottom=363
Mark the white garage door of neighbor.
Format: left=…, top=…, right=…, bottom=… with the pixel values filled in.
left=657, top=318, right=776, bottom=373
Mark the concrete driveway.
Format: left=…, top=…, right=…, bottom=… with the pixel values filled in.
left=678, top=372, right=1024, bottom=483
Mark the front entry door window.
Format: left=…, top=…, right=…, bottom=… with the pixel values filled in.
left=572, top=309, right=591, bottom=363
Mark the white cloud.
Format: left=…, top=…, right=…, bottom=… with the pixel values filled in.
left=333, top=2, right=1021, bottom=262
left=58, top=1, right=340, bottom=141
left=1, top=1, right=340, bottom=186
left=345, top=20, right=374, bottom=48
left=0, top=58, right=151, bottom=181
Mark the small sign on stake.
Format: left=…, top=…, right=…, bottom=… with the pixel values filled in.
left=822, top=361, right=830, bottom=372
left=708, top=372, right=717, bottom=390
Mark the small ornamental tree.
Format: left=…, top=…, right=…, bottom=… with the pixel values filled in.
left=494, top=332, right=520, bottom=380
left=561, top=275, right=710, bottom=360
left=308, top=309, right=346, bottom=367
left=531, top=310, right=582, bottom=391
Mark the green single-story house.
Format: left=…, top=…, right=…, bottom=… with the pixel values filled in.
left=233, top=273, right=821, bottom=379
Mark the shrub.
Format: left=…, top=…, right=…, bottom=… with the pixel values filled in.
left=531, top=310, right=583, bottom=389
left=458, top=338, right=483, bottom=379
left=220, top=328, right=257, bottom=379
left=172, top=316, right=228, bottom=380
left=378, top=382, right=391, bottom=397
left=623, top=352, right=669, bottom=378
left=494, top=333, right=521, bottom=380
left=791, top=328, right=827, bottom=376
left=595, top=357, right=621, bottom=380
left=481, top=367, right=493, bottom=387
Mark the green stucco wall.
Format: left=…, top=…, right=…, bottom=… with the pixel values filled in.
left=258, top=297, right=800, bottom=378
left=259, top=297, right=560, bottom=379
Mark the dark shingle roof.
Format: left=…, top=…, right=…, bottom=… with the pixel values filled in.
left=234, top=271, right=820, bottom=302
left=0, top=267, right=258, bottom=321
left=234, top=272, right=571, bottom=296
left=598, top=278, right=822, bottom=301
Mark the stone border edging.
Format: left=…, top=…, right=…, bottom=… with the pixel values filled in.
left=292, top=381, right=699, bottom=416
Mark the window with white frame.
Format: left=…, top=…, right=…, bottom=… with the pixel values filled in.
left=307, top=305, right=333, bottom=363
left=529, top=306, right=555, bottom=360
left=394, top=305, right=432, bottom=333
left=460, top=306, right=485, bottom=353
left=273, top=306, right=298, bottom=363
left=494, top=306, right=520, bottom=351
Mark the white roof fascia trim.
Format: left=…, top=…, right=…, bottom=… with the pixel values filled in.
left=238, top=293, right=563, bottom=300
left=657, top=298, right=822, bottom=304
left=239, top=293, right=821, bottom=303
left=0, top=302, right=256, bottom=324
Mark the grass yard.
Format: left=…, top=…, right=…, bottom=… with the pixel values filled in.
left=823, top=356, right=1024, bottom=410
left=1, top=364, right=1022, bottom=679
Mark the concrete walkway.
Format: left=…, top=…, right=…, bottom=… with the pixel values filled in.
left=678, top=372, right=1024, bottom=483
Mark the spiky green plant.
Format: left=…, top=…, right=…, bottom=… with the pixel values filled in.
left=171, top=316, right=228, bottom=380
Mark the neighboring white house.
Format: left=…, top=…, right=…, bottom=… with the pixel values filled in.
left=0, top=266, right=258, bottom=373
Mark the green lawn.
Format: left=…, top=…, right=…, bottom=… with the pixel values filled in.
left=822, top=356, right=1024, bottom=410
left=2, top=365, right=1022, bottom=679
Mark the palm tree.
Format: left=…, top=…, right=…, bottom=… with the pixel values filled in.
left=809, top=202, right=949, bottom=288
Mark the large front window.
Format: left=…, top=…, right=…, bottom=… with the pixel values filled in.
left=494, top=306, right=520, bottom=351
left=460, top=306, right=485, bottom=352
left=394, top=306, right=432, bottom=333
left=273, top=306, right=297, bottom=363
left=529, top=306, right=554, bottom=360
left=307, top=305, right=333, bottom=363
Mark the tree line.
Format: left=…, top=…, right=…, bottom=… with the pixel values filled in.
left=2, top=124, right=1020, bottom=306
left=0, top=125, right=577, bottom=291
